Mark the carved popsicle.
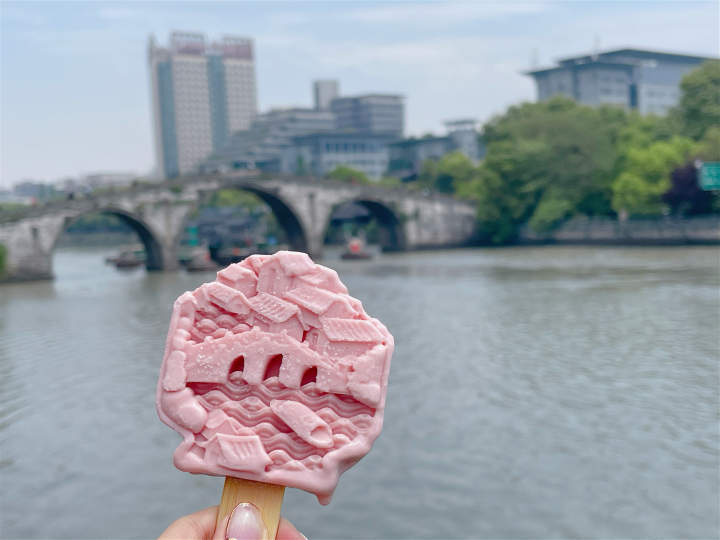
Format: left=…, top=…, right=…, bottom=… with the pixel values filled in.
left=156, top=251, right=394, bottom=533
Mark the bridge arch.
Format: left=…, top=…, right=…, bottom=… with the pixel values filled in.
left=325, top=198, right=406, bottom=252
left=185, top=183, right=310, bottom=255
left=54, top=207, right=166, bottom=270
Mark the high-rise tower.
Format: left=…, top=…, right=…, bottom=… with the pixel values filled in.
left=148, top=32, right=257, bottom=178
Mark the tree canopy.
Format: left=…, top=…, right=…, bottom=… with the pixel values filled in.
left=455, top=98, right=626, bottom=241
left=673, top=59, right=720, bottom=141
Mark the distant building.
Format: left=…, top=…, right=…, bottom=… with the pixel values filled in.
left=12, top=181, right=58, bottom=202
left=388, top=119, right=484, bottom=180
left=148, top=32, right=257, bottom=178
left=525, top=48, right=712, bottom=115
left=282, top=132, right=397, bottom=180
left=331, top=94, right=404, bottom=136
left=444, top=119, right=484, bottom=162
left=200, top=107, right=336, bottom=173
left=388, top=136, right=453, bottom=179
left=313, top=80, right=339, bottom=110
left=200, top=84, right=404, bottom=179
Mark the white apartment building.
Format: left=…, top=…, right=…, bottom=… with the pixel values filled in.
left=148, top=32, right=257, bottom=178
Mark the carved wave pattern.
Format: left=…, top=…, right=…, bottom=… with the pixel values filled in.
left=192, top=378, right=375, bottom=471
left=193, top=380, right=374, bottom=417
left=186, top=306, right=251, bottom=345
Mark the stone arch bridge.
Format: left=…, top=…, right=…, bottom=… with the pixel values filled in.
left=0, top=173, right=476, bottom=281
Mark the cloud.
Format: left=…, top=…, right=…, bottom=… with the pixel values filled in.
left=340, top=1, right=550, bottom=24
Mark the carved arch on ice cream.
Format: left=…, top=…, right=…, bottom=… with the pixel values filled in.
left=156, top=251, right=393, bottom=504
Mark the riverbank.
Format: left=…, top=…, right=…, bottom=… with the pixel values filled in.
left=517, top=215, right=720, bottom=246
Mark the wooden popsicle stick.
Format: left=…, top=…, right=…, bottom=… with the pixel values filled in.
left=215, top=476, right=285, bottom=540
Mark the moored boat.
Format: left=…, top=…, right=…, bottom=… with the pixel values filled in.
left=341, top=237, right=372, bottom=260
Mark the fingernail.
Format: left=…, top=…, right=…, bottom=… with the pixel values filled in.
left=226, top=503, right=265, bottom=540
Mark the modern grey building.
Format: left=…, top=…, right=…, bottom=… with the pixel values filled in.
left=331, top=94, right=404, bottom=136
left=388, top=119, right=484, bottom=180
left=148, top=32, right=257, bottom=178
left=282, top=132, right=397, bottom=180
left=313, top=80, right=339, bottom=110
left=200, top=107, right=336, bottom=173
left=525, top=48, right=712, bottom=115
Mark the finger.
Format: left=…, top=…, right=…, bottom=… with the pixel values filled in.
left=211, top=514, right=230, bottom=540
left=276, top=517, right=307, bottom=540
left=159, top=505, right=219, bottom=540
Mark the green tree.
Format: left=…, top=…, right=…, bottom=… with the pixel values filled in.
left=611, top=136, right=696, bottom=215
left=433, top=151, right=477, bottom=194
left=616, top=112, right=675, bottom=150
left=673, top=60, right=720, bottom=141
left=416, top=151, right=479, bottom=194
left=326, top=166, right=371, bottom=185
left=468, top=97, right=624, bottom=241
left=696, top=126, right=720, bottom=161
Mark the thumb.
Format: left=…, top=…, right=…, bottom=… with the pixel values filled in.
left=213, top=503, right=266, bottom=540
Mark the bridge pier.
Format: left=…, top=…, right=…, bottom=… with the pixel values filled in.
left=0, top=215, right=61, bottom=281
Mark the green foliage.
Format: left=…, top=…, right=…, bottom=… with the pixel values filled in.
left=434, top=151, right=477, bottom=193
left=463, top=98, right=625, bottom=240
left=616, top=113, right=675, bottom=150
left=208, top=189, right=264, bottom=209
left=377, top=176, right=403, bottom=188
left=673, top=60, right=720, bottom=141
left=418, top=151, right=479, bottom=194
left=0, top=243, right=6, bottom=276
left=611, top=136, right=696, bottom=215
left=611, top=172, right=664, bottom=216
left=326, top=166, right=371, bottom=185
left=528, top=195, right=574, bottom=232
left=696, top=126, right=720, bottom=161
left=459, top=168, right=520, bottom=243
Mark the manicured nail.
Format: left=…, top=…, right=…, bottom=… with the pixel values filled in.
left=226, top=503, right=266, bottom=540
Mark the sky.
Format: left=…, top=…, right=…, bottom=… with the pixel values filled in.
left=1, top=1, right=718, bottom=187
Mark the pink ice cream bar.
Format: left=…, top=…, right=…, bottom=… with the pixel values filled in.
left=156, top=251, right=393, bottom=504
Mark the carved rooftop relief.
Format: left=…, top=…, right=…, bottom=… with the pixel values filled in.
left=156, top=251, right=393, bottom=504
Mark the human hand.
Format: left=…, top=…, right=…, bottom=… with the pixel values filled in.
left=158, top=504, right=306, bottom=540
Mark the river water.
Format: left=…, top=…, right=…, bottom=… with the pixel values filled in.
left=1, top=246, right=718, bottom=539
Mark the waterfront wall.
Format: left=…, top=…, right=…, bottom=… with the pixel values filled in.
left=518, top=215, right=720, bottom=245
